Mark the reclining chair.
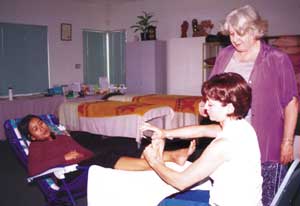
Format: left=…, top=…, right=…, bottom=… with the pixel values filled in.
left=4, top=114, right=88, bottom=206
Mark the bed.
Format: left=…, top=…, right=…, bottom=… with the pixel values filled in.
left=107, top=94, right=202, bottom=129
left=58, top=99, right=174, bottom=144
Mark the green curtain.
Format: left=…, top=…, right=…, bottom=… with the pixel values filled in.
left=83, top=30, right=125, bottom=86
left=0, top=22, right=48, bottom=96
left=83, top=31, right=107, bottom=85
left=108, top=31, right=125, bottom=85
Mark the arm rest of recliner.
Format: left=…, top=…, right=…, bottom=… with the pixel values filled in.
left=27, top=164, right=79, bottom=183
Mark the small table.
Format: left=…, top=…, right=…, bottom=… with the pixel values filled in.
left=0, top=95, right=65, bottom=140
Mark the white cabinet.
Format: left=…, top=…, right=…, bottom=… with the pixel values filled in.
left=125, top=41, right=166, bottom=94
left=166, top=37, right=206, bottom=96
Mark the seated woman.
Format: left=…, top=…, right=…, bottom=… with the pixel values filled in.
left=17, top=115, right=195, bottom=177
left=142, top=72, right=262, bottom=206
left=87, top=72, right=262, bottom=206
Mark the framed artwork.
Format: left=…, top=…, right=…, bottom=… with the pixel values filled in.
left=61, top=23, right=72, bottom=41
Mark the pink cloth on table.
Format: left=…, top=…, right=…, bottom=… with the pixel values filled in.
left=0, top=95, right=65, bottom=140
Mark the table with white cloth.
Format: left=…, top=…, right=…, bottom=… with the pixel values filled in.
left=108, top=94, right=201, bottom=129
left=58, top=96, right=103, bottom=131
left=58, top=100, right=174, bottom=144
left=0, top=95, right=65, bottom=140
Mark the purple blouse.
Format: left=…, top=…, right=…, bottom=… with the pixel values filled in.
left=210, top=41, right=298, bottom=163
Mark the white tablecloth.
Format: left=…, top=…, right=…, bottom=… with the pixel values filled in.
left=58, top=100, right=174, bottom=143
left=87, top=162, right=212, bottom=206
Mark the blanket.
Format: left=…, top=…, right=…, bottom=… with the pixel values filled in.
left=87, top=162, right=212, bottom=206
left=78, top=100, right=167, bottom=117
left=132, top=94, right=202, bottom=114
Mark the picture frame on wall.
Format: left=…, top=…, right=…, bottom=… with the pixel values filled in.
left=61, top=23, right=72, bottom=41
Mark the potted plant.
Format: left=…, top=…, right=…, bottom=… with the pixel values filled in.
left=130, top=11, right=157, bottom=41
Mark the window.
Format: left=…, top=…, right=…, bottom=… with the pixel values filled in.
left=0, top=22, right=48, bottom=96
left=83, top=30, right=125, bottom=86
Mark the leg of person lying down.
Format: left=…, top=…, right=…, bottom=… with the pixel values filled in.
left=75, top=131, right=196, bottom=171
left=112, top=140, right=195, bottom=171
left=88, top=141, right=195, bottom=171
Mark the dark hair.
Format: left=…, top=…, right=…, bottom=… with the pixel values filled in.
left=18, top=114, right=42, bottom=141
left=201, top=72, right=252, bottom=119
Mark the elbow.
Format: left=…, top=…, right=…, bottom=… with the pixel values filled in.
left=285, top=97, right=299, bottom=114
left=295, top=97, right=299, bottom=110
left=176, top=184, right=189, bottom=191
left=172, top=177, right=193, bottom=191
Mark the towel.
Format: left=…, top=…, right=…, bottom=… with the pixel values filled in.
left=87, top=162, right=212, bottom=206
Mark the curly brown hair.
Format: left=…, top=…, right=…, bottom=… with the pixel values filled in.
left=201, top=72, right=252, bottom=119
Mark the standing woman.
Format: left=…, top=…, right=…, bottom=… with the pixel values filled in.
left=209, top=5, right=299, bottom=205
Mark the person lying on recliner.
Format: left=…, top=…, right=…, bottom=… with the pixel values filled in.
left=17, top=114, right=196, bottom=177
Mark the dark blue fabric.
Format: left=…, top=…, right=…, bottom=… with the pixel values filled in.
left=158, top=190, right=209, bottom=206
left=158, top=199, right=209, bottom=206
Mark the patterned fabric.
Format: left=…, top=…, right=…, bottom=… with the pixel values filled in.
left=261, top=162, right=288, bottom=206
left=132, top=94, right=202, bottom=114
left=78, top=100, right=165, bottom=117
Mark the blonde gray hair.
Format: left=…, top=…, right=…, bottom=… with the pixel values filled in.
left=221, top=5, right=268, bottom=39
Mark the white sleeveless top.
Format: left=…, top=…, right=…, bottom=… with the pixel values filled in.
left=209, top=119, right=262, bottom=206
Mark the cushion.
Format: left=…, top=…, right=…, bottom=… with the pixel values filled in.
left=10, top=114, right=67, bottom=155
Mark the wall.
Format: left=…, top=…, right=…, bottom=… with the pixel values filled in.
left=0, top=0, right=109, bottom=87
left=0, top=0, right=300, bottom=87
left=109, top=0, right=300, bottom=41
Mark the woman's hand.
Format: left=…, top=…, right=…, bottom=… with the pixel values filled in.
left=140, top=123, right=167, bottom=139
left=280, top=141, right=294, bottom=164
left=64, top=150, right=84, bottom=161
left=143, top=140, right=164, bottom=167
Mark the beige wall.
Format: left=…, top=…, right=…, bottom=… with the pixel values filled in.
left=0, top=0, right=299, bottom=87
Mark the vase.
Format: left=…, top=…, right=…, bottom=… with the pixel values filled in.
left=140, top=32, right=148, bottom=41
left=147, top=26, right=156, bottom=40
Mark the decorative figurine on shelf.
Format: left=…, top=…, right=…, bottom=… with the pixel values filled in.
left=180, top=20, right=189, bottom=38
left=192, top=19, right=214, bottom=37
left=200, top=20, right=214, bottom=36
left=192, top=19, right=200, bottom=37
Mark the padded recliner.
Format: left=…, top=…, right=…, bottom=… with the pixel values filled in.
left=4, top=114, right=88, bottom=206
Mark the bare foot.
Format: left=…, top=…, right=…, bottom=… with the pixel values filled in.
left=169, top=140, right=196, bottom=166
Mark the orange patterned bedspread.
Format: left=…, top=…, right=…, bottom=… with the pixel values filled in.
left=78, top=100, right=166, bottom=117
left=132, top=94, right=202, bottom=114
